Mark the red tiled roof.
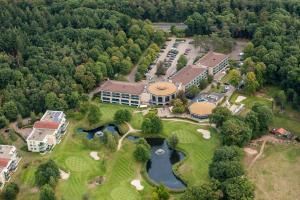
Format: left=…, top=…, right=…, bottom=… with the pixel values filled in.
left=170, top=65, right=207, bottom=86
left=34, top=121, right=60, bottom=129
left=275, top=128, right=287, bottom=135
left=0, top=158, right=9, bottom=168
left=197, top=51, right=228, bottom=68
left=100, top=80, right=145, bottom=95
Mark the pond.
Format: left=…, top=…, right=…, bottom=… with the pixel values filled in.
left=146, top=138, right=186, bottom=190
left=78, top=124, right=120, bottom=140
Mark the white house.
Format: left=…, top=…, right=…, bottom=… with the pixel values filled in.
left=0, top=145, right=21, bottom=189
left=27, top=111, right=68, bottom=153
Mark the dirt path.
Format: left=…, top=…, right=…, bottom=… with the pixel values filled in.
left=117, top=122, right=141, bottom=151
left=9, top=117, right=32, bottom=140
left=248, top=140, right=267, bottom=169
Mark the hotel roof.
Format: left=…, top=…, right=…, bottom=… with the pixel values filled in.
left=197, top=52, right=228, bottom=68
left=170, top=65, right=207, bottom=86
left=148, top=82, right=177, bottom=96
left=100, top=80, right=145, bottom=95
left=189, top=102, right=216, bottom=116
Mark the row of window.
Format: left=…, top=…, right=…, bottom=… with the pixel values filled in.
left=101, top=92, right=139, bottom=99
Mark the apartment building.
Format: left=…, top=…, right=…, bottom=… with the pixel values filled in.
left=170, top=65, right=208, bottom=90
left=27, top=110, right=68, bottom=153
left=99, top=80, right=145, bottom=107
left=0, top=145, right=21, bottom=189
left=196, top=51, right=229, bottom=75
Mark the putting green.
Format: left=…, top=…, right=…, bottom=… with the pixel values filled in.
left=110, top=186, right=140, bottom=200
left=171, top=129, right=199, bottom=144
left=65, top=156, right=89, bottom=172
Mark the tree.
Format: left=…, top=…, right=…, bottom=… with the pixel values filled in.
left=228, top=69, right=241, bottom=87
left=252, top=103, right=273, bottom=133
left=209, top=107, right=232, bottom=127
left=180, top=181, right=222, bottom=200
left=87, top=104, right=102, bottom=125
left=141, top=113, right=163, bottom=134
left=245, top=111, right=261, bottom=138
left=177, top=55, right=188, bottom=71
left=35, top=160, right=60, bottom=187
left=152, top=184, right=170, bottom=200
left=168, top=134, right=179, bottom=149
left=1, top=182, right=19, bottom=200
left=2, top=101, right=18, bottom=121
left=199, top=79, right=208, bottom=90
left=221, top=118, right=252, bottom=147
left=133, top=144, right=150, bottom=162
left=39, top=184, right=56, bottom=200
left=186, top=85, right=200, bottom=98
left=156, top=61, right=166, bottom=76
left=106, top=133, right=117, bottom=151
left=0, top=115, right=8, bottom=129
left=222, top=177, right=254, bottom=200
left=212, top=146, right=243, bottom=163
left=171, top=99, right=185, bottom=114
left=244, top=72, right=259, bottom=94
left=274, top=90, right=286, bottom=110
left=209, top=160, right=245, bottom=182
left=16, top=114, right=23, bottom=128
left=114, top=109, right=132, bottom=124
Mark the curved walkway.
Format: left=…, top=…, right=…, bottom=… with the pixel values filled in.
left=117, top=122, right=141, bottom=151
left=248, top=140, right=266, bottom=169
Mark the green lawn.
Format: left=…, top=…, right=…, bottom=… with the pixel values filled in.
left=12, top=102, right=220, bottom=200
left=162, top=121, right=220, bottom=186
left=248, top=143, right=300, bottom=200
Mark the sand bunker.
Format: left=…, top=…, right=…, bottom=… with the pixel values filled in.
left=60, top=169, right=70, bottom=180
left=236, top=96, right=246, bottom=103
left=244, top=147, right=258, bottom=156
left=131, top=179, right=144, bottom=191
left=90, top=151, right=100, bottom=160
left=197, top=129, right=211, bottom=139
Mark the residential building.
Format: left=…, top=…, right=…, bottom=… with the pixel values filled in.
left=0, top=145, right=21, bottom=189
left=197, top=51, right=229, bottom=75
left=148, top=81, right=177, bottom=105
left=170, top=65, right=208, bottom=90
left=99, top=80, right=145, bottom=107
left=27, top=111, right=68, bottom=153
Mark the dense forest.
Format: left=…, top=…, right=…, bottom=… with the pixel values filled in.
left=0, top=0, right=300, bottom=123
left=99, top=0, right=300, bottom=101
left=0, top=0, right=166, bottom=124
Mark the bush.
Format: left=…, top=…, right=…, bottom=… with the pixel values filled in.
left=39, top=184, right=56, bottom=200
left=133, top=144, right=150, bottom=162
left=1, top=182, right=19, bottom=200
left=87, top=104, right=102, bottom=125
left=168, top=134, right=179, bottom=149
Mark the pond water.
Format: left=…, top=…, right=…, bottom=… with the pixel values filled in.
left=78, top=124, right=120, bottom=140
left=146, top=138, right=186, bottom=190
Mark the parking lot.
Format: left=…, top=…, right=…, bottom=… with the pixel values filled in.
left=148, top=37, right=201, bottom=80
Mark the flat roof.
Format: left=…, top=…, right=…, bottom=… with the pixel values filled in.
left=41, top=110, right=64, bottom=123
left=148, top=82, right=177, bottom=96
left=197, top=52, right=228, bottom=68
left=189, top=102, right=216, bottom=116
left=170, top=65, right=207, bottom=86
left=0, top=145, right=15, bottom=160
left=27, top=128, right=55, bottom=141
left=100, top=80, right=145, bottom=95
